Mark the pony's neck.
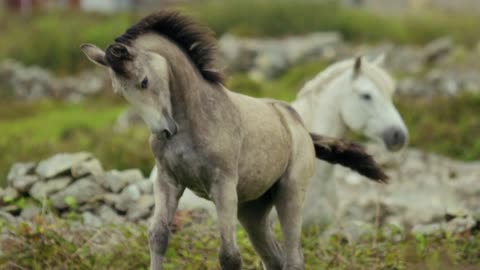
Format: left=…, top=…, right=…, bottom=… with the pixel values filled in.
left=168, top=58, right=220, bottom=126
left=292, top=73, right=350, bottom=138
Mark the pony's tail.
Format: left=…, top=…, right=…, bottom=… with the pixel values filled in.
left=310, top=133, right=388, bottom=183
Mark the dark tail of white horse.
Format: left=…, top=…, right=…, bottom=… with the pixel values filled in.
left=310, top=133, right=388, bottom=183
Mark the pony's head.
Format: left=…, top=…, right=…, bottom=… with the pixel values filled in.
left=80, top=11, right=223, bottom=139
left=81, top=42, right=175, bottom=139
left=340, top=56, right=408, bottom=151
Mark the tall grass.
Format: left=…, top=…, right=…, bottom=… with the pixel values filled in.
left=0, top=12, right=137, bottom=74
left=184, top=0, right=480, bottom=45
left=1, top=216, right=480, bottom=269
left=1, top=1, right=479, bottom=74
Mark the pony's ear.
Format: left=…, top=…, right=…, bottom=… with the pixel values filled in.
left=80, top=44, right=108, bottom=67
left=353, top=56, right=362, bottom=78
left=372, top=53, right=386, bottom=66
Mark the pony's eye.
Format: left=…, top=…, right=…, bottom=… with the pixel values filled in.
left=140, top=77, right=149, bottom=89
left=360, top=93, right=372, bottom=101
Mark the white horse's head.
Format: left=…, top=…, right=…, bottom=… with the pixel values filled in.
left=339, top=56, right=408, bottom=151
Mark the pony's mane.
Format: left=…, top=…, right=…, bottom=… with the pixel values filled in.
left=115, top=10, right=224, bottom=84
left=297, top=58, right=395, bottom=98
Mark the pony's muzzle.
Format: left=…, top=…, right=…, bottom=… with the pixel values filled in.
left=156, top=111, right=178, bottom=140
left=382, top=127, right=407, bottom=152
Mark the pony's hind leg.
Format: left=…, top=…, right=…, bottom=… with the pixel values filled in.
left=238, top=189, right=284, bottom=270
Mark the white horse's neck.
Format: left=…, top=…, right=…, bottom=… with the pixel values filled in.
left=292, top=73, right=350, bottom=138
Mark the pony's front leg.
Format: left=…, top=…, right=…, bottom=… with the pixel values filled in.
left=211, top=176, right=242, bottom=270
left=149, top=165, right=184, bottom=270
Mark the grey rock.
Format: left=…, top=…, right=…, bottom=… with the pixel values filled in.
left=115, top=184, right=141, bottom=212
left=136, top=179, right=153, bottom=194
left=50, top=177, right=103, bottom=209
left=424, top=36, right=454, bottom=64
left=29, top=177, right=72, bottom=200
left=2, top=204, right=20, bottom=214
left=411, top=223, right=443, bottom=236
left=98, top=205, right=124, bottom=224
left=82, top=211, right=103, bottom=227
left=71, top=158, right=103, bottom=178
left=20, top=204, right=41, bottom=220
left=11, top=175, right=39, bottom=193
left=218, top=32, right=342, bottom=78
left=7, top=162, right=36, bottom=184
left=103, top=193, right=121, bottom=206
left=2, top=187, right=19, bottom=202
left=218, top=34, right=256, bottom=73
left=0, top=59, right=107, bottom=102
left=36, top=152, right=92, bottom=179
left=126, top=194, right=154, bottom=221
left=446, top=215, right=477, bottom=234
left=0, top=211, right=16, bottom=223
left=250, top=49, right=289, bottom=80
left=100, top=169, right=144, bottom=193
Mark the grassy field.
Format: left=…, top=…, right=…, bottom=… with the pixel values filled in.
left=1, top=215, right=480, bottom=270
left=1, top=0, right=480, bottom=74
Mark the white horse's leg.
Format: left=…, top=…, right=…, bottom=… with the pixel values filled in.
left=303, top=161, right=337, bottom=225
left=149, top=165, right=184, bottom=270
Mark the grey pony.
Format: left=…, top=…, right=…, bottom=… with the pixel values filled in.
left=81, top=11, right=387, bottom=270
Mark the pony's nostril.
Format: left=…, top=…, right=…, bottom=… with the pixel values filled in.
left=393, top=130, right=401, bottom=141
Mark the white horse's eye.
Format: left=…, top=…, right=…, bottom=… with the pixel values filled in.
left=360, top=93, right=372, bottom=101
left=141, top=77, right=149, bottom=89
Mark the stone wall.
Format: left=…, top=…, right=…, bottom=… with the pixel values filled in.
left=3, top=33, right=480, bottom=102
left=1, top=147, right=479, bottom=238
left=0, top=60, right=108, bottom=102
left=1, top=152, right=154, bottom=227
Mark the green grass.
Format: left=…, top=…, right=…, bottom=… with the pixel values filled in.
left=397, top=94, right=480, bottom=161
left=0, top=98, right=154, bottom=185
left=1, top=1, right=480, bottom=74
left=1, top=215, right=479, bottom=270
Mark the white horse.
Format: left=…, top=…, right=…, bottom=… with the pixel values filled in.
left=292, top=56, right=408, bottom=225
left=152, top=55, right=408, bottom=225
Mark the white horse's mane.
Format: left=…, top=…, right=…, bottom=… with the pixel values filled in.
left=297, top=58, right=395, bottom=98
